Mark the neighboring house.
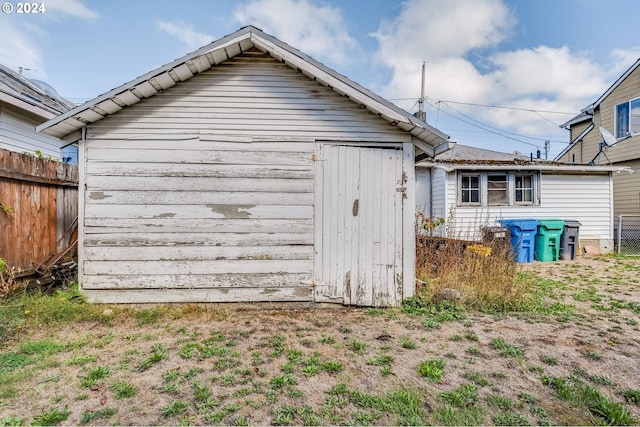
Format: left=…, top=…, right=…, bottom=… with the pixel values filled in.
left=416, top=144, right=630, bottom=253
left=0, top=63, right=75, bottom=161
left=555, top=57, right=640, bottom=218
left=37, top=26, right=453, bottom=307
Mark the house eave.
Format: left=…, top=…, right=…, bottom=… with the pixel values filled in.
left=416, top=161, right=632, bottom=174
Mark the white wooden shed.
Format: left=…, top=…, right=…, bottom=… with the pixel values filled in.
left=37, top=26, right=452, bottom=306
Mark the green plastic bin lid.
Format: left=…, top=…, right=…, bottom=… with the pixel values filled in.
left=537, top=218, right=565, bottom=230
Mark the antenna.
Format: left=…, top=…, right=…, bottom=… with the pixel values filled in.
left=415, top=61, right=426, bottom=122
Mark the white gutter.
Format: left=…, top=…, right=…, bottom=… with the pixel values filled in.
left=416, top=162, right=633, bottom=174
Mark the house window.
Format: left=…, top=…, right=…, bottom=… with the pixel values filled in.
left=460, top=175, right=480, bottom=204
left=458, top=171, right=539, bottom=206
left=615, top=97, right=640, bottom=138
left=487, top=174, right=508, bottom=205
left=515, top=174, right=534, bottom=203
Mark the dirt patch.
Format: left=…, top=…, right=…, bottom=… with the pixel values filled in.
left=1, top=256, right=639, bottom=425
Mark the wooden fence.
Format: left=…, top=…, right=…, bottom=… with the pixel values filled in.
left=0, top=148, right=78, bottom=268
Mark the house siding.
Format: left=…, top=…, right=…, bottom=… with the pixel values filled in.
left=0, top=104, right=62, bottom=159
left=80, top=50, right=412, bottom=304
left=612, top=159, right=640, bottom=216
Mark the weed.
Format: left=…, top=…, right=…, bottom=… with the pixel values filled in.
left=367, top=355, right=394, bottom=366
left=621, top=388, right=640, bottom=404
left=589, top=374, right=613, bottom=386
left=435, top=405, right=485, bottom=426
left=519, top=392, right=538, bottom=404
left=492, top=412, right=530, bottom=426
left=466, top=346, right=481, bottom=356
left=465, top=331, right=479, bottom=341
left=582, top=350, right=601, bottom=361
left=162, top=400, right=189, bottom=417
left=400, top=336, right=417, bottom=349
left=136, top=343, right=167, bottom=371
left=80, top=366, right=110, bottom=388
left=1, top=417, right=23, bottom=426
left=462, top=371, right=490, bottom=387
left=541, top=375, right=637, bottom=425
left=269, top=334, right=287, bottom=357
left=490, top=337, right=524, bottom=357
left=540, top=355, right=557, bottom=365
left=301, top=364, right=320, bottom=377
left=486, top=394, right=513, bottom=411
left=417, top=358, right=445, bottom=382
left=32, top=407, right=70, bottom=426
left=110, top=381, right=137, bottom=399
left=347, top=339, right=367, bottom=354
left=321, top=360, right=343, bottom=374
left=163, top=369, right=181, bottom=382
left=491, top=371, right=507, bottom=379
left=380, top=366, right=393, bottom=376
left=318, top=334, right=335, bottom=345
left=193, top=381, right=212, bottom=402
left=441, top=384, right=478, bottom=407
left=160, top=383, right=180, bottom=394
left=65, top=354, right=97, bottom=366
left=270, top=374, right=297, bottom=389
left=134, top=308, right=161, bottom=326
left=79, top=408, right=116, bottom=424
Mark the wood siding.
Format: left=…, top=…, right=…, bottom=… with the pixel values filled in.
left=81, top=49, right=412, bottom=304
left=0, top=148, right=78, bottom=268
left=0, top=104, right=62, bottom=159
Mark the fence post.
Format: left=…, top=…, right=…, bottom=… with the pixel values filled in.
left=617, top=215, right=622, bottom=256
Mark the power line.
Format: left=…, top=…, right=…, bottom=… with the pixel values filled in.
left=436, top=99, right=577, bottom=116
left=430, top=101, right=569, bottom=145
left=428, top=100, right=540, bottom=148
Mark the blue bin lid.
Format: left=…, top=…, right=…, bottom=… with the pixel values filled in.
left=498, top=218, right=538, bottom=230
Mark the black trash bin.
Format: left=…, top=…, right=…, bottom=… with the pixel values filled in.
left=560, top=220, right=581, bottom=260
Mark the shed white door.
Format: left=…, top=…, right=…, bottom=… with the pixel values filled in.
left=314, top=144, right=405, bottom=307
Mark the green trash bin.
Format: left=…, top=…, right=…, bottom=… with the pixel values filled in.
left=535, top=219, right=565, bottom=262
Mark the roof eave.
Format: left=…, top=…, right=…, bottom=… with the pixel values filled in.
left=37, top=26, right=451, bottom=150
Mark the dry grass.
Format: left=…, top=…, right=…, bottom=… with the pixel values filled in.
left=415, top=235, right=528, bottom=312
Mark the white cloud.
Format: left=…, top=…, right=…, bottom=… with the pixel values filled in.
left=373, top=0, right=615, bottom=144
left=44, top=0, right=99, bottom=20
left=0, top=16, right=44, bottom=75
left=156, top=20, right=214, bottom=51
left=374, top=0, right=513, bottom=65
left=233, top=0, right=359, bottom=66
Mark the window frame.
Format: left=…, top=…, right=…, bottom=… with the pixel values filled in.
left=459, top=173, right=481, bottom=205
left=514, top=173, right=535, bottom=205
left=457, top=171, right=539, bottom=207
left=615, top=96, right=640, bottom=139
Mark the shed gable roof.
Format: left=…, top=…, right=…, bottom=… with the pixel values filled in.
left=37, top=26, right=450, bottom=155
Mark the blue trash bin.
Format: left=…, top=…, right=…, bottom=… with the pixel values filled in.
left=498, top=219, right=539, bottom=263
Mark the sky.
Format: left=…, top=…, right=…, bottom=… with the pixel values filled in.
left=2, top=0, right=640, bottom=159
